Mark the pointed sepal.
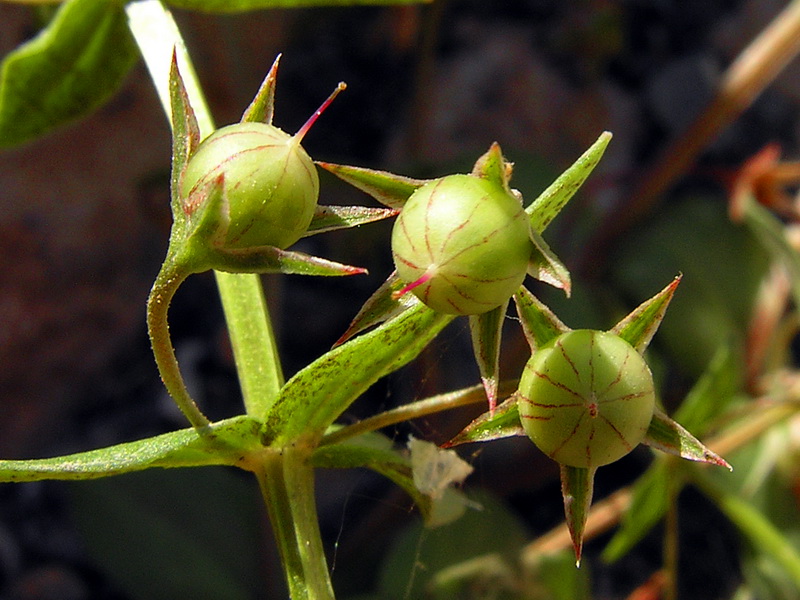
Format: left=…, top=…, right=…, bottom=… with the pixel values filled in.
left=304, top=205, right=398, bottom=237
left=560, top=464, right=597, bottom=566
left=527, top=131, right=612, bottom=233
left=317, top=162, right=429, bottom=210
left=469, top=303, right=506, bottom=411
left=207, top=246, right=368, bottom=277
left=528, top=229, right=572, bottom=295
left=240, top=53, right=280, bottom=124
left=334, top=271, right=418, bottom=347
left=643, top=408, right=731, bottom=469
left=168, top=50, right=200, bottom=216
left=471, top=142, right=512, bottom=191
left=513, top=286, right=571, bottom=352
left=610, top=275, right=681, bottom=354
left=443, top=394, right=525, bottom=447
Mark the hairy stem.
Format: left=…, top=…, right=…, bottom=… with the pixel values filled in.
left=146, top=257, right=211, bottom=429
left=256, top=447, right=335, bottom=600
left=319, top=379, right=518, bottom=447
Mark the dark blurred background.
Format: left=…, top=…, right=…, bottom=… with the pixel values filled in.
left=0, top=1, right=798, bottom=598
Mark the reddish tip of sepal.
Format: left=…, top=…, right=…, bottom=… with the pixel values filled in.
left=481, top=376, right=498, bottom=414
left=295, top=82, right=347, bottom=142
left=391, top=271, right=432, bottom=300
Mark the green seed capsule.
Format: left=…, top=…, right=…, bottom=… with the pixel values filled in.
left=180, top=122, right=318, bottom=250
left=518, top=329, right=655, bottom=468
left=391, top=174, right=532, bottom=315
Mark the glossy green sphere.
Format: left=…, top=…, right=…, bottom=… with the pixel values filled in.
left=181, top=122, right=318, bottom=250
left=391, top=174, right=532, bottom=315
left=518, top=329, right=655, bottom=468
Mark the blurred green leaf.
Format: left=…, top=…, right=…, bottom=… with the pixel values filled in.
left=378, top=490, right=528, bottom=600
left=0, top=0, right=138, bottom=147
left=674, top=344, right=742, bottom=434
left=692, top=468, right=800, bottom=590
left=69, top=467, right=264, bottom=600
left=602, top=458, right=671, bottom=562
left=524, top=549, right=591, bottom=600
left=612, top=197, right=770, bottom=377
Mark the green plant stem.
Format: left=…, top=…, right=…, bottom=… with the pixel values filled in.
left=147, top=257, right=211, bottom=429
left=215, top=271, right=284, bottom=415
left=256, top=447, right=335, bottom=600
left=320, top=379, right=519, bottom=447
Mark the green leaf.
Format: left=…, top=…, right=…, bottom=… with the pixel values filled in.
left=559, top=464, right=597, bottom=565
left=266, top=303, right=454, bottom=443
left=610, top=275, right=681, bottom=354
left=240, top=53, right=280, bottom=124
left=513, top=286, right=570, bottom=352
left=643, top=408, right=731, bottom=469
left=166, top=0, right=431, bottom=12
left=317, top=161, right=429, bottom=210
left=469, top=304, right=506, bottom=411
left=526, top=131, right=612, bottom=233
left=0, top=416, right=263, bottom=482
left=602, top=459, right=672, bottom=562
left=0, top=0, right=138, bottom=147
left=304, top=204, right=398, bottom=236
left=674, top=343, right=742, bottom=434
left=444, top=395, right=525, bottom=447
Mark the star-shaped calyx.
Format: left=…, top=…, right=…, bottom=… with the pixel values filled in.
left=147, top=53, right=398, bottom=429
left=444, top=276, right=731, bottom=564
left=321, top=133, right=612, bottom=412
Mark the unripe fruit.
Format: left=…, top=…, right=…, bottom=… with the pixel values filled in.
left=518, top=329, right=655, bottom=468
left=391, top=174, right=532, bottom=315
left=181, top=122, right=318, bottom=250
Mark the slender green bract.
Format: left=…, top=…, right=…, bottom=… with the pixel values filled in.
left=181, top=122, right=319, bottom=250
left=518, top=329, right=656, bottom=468
left=392, top=174, right=532, bottom=315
